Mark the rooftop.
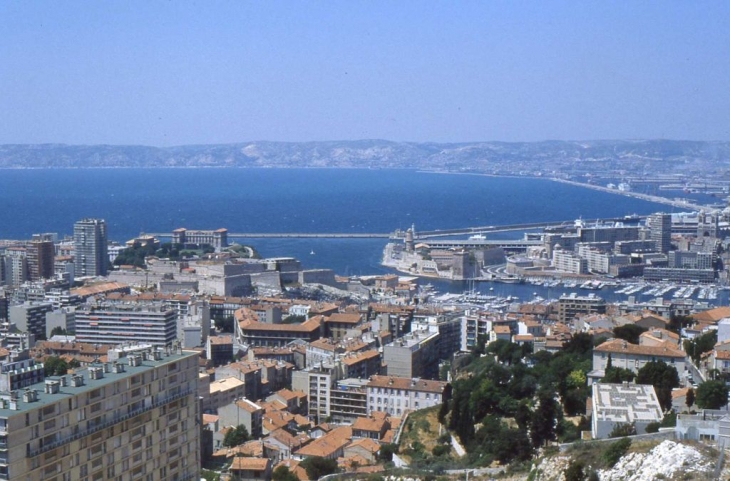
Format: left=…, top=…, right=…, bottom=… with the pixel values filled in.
left=366, top=375, right=446, bottom=394
left=594, top=338, right=686, bottom=358
left=0, top=349, right=196, bottom=416
left=592, top=382, right=663, bottom=424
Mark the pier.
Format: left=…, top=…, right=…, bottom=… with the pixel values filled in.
left=145, top=216, right=644, bottom=241
left=550, top=178, right=713, bottom=212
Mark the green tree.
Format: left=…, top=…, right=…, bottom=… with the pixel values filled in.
left=432, top=444, right=450, bottom=457
left=613, top=324, right=647, bottom=345
left=49, top=326, right=68, bottom=337
left=448, top=377, right=476, bottom=445
left=563, top=332, right=594, bottom=358
left=437, top=383, right=452, bottom=424
left=608, top=422, right=636, bottom=438
left=43, top=356, right=69, bottom=376
left=564, top=460, right=586, bottom=481
left=686, top=387, right=695, bottom=409
left=645, top=422, right=660, bottom=433
left=567, top=370, right=587, bottom=389
left=660, top=412, right=677, bottom=427
left=300, top=456, right=338, bottom=479
left=684, top=330, right=718, bottom=365
left=602, top=437, right=631, bottom=467
left=602, top=366, right=636, bottom=384
left=668, top=314, right=694, bottom=334
left=472, top=415, right=532, bottom=465
left=214, top=315, right=235, bottom=333
left=695, top=380, right=730, bottom=409
left=272, top=466, right=298, bottom=481
left=636, top=361, right=679, bottom=411
left=530, top=389, right=561, bottom=448
left=222, top=424, right=249, bottom=447
left=378, top=443, right=398, bottom=462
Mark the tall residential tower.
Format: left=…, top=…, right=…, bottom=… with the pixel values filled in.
left=73, top=218, right=108, bottom=277
left=648, top=213, right=671, bottom=254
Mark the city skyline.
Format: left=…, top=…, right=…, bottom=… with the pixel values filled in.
left=1, top=2, right=729, bottom=146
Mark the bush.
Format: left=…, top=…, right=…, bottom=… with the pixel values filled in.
left=602, top=437, right=631, bottom=468
left=300, top=456, right=338, bottom=479
left=660, top=412, right=677, bottom=428
left=432, top=444, right=450, bottom=457
left=564, top=460, right=585, bottom=481
left=608, top=422, right=636, bottom=438
left=645, top=422, right=660, bottom=433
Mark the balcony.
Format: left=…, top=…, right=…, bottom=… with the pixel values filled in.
left=27, top=388, right=193, bottom=457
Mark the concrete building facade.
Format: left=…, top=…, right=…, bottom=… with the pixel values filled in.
left=0, top=346, right=200, bottom=481
left=73, top=218, right=108, bottom=277
left=75, top=303, right=178, bottom=346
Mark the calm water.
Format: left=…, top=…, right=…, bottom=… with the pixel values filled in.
left=2, top=168, right=704, bottom=302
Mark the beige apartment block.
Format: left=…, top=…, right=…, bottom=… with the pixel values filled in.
left=0, top=346, right=200, bottom=481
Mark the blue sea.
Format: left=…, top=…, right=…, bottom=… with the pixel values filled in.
left=2, top=168, right=716, bottom=303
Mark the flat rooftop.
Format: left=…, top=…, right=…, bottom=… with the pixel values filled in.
left=592, top=382, right=663, bottom=424
left=0, top=350, right=197, bottom=416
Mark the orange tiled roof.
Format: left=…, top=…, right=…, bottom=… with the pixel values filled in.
left=594, top=338, right=685, bottom=358
left=295, top=426, right=352, bottom=458
left=366, top=375, right=446, bottom=393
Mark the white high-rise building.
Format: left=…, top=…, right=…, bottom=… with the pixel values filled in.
left=74, top=218, right=108, bottom=277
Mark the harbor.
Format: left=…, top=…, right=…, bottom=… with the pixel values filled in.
left=416, top=276, right=729, bottom=309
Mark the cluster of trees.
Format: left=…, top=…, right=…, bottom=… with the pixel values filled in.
left=684, top=330, right=718, bottom=365
left=441, top=334, right=594, bottom=465
left=43, top=356, right=80, bottom=376
left=113, top=242, right=215, bottom=267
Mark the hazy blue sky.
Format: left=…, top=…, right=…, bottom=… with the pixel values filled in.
left=1, top=1, right=729, bottom=146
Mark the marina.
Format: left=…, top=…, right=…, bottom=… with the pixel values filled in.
left=418, top=276, right=729, bottom=308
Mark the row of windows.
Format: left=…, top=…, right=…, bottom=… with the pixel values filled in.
left=370, top=388, right=432, bottom=398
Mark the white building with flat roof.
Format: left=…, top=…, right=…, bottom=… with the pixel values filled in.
left=592, top=382, right=663, bottom=439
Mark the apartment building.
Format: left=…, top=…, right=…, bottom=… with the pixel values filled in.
left=8, top=302, right=54, bottom=340
left=552, top=248, right=588, bottom=274
left=75, top=303, right=178, bottom=347
left=592, top=338, right=687, bottom=377
left=0, top=346, right=199, bottom=481
left=74, top=218, right=108, bottom=277
left=383, top=329, right=440, bottom=379
left=557, top=293, right=607, bottom=324
left=235, top=313, right=323, bottom=347
left=366, top=375, right=447, bottom=416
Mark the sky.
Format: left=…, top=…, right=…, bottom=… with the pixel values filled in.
left=1, top=1, right=729, bottom=146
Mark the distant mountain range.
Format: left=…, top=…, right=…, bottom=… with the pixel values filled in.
left=1, top=140, right=729, bottom=172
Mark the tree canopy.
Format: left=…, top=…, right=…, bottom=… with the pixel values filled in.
left=613, top=324, right=647, bottom=345
left=443, top=337, right=593, bottom=465
left=300, top=456, right=338, bottom=479
left=635, top=361, right=679, bottom=411
left=222, top=424, right=249, bottom=447
left=272, top=466, right=298, bottom=481
left=43, top=356, right=69, bottom=377
left=684, top=330, right=718, bottom=365
left=695, top=380, right=729, bottom=409
left=602, top=366, right=636, bottom=384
